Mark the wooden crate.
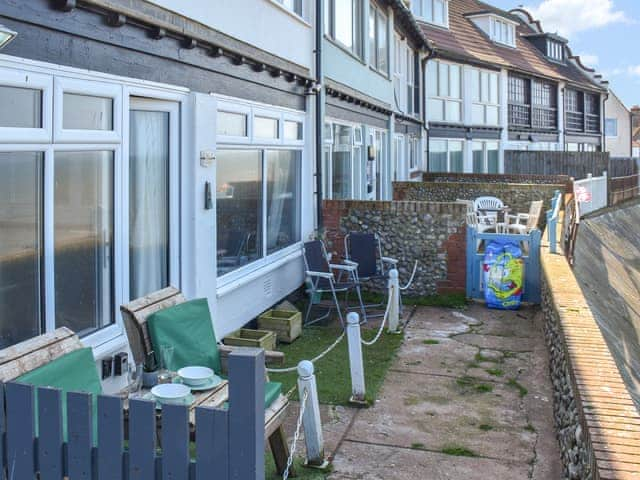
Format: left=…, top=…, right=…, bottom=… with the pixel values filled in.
left=258, top=309, right=302, bottom=344
left=223, top=329, right=277, bottom=351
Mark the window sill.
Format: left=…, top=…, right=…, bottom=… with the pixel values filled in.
left=216, top=246, right=303, bottom=298
left=324, top=36, right=366, bottom=66
left=265, top=0, right=312, bottom=28
left=369, top=65, right=391, bottom=81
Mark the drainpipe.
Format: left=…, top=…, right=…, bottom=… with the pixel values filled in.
left=315, top=0, right=324, bottom=229
left=602, top=91, right=608, bottom=154
left=422, top=49, right=436, bottom=172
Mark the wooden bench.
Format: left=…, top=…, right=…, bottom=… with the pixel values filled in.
left=120, top=287, right=292, bottom=476
left=0, top=327, right=83, bottom=382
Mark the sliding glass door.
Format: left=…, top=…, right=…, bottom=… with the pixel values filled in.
left=128, top=98, right=179, bottom=300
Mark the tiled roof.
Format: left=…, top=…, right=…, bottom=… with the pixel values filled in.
left=417, top=0, right=605, bottom=91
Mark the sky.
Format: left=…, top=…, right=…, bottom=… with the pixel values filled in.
left=487, top=0, right=640, bottom=108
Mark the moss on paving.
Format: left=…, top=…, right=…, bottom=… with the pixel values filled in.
left=456, top=376, right=493, bottom=393
left=423, top=339, right=440, bottom=345
left=440, top=445, right=478, bottom=457
left=265, top=456, right=331, bottom=479
left=507, top=379, right=528, bottom=397
left=410, top=442, right=426, bottom=450
left=479, top=424, right=493, bottom=431
left=270, top=326, right=404, bottom=405
left=486, top=368, right=504, bottom=377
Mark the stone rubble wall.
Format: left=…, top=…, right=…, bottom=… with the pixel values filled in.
left=322, top=200, right=466, bottom=296
left=541, top=226, right=640, bottom=480
left=422, top=172, right=572, bottom=186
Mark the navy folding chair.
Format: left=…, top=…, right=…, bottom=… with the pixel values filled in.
left=303, top=240, right=367, bottom=327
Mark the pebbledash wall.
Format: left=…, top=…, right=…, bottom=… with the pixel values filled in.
left=393, top=179, right=569, bottom=228
left=322, top=200, right=467, bottom=296
left=542, top=220, right=640, bottom=479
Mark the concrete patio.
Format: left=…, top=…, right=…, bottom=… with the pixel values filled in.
left=283, top=304, right=562, bottom=479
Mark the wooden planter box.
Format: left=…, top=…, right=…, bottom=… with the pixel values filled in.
left=258, top=309, right=302, bottom=344
left=223, top=329, right=277, bottom=351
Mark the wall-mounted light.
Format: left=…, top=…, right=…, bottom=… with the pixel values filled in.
left=0, top=24, right=17, bottom=50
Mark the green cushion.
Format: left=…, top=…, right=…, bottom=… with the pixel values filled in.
left=147, top=298, right=221, bottom=374
left=17, top=348, right=102, bottom=443
left=265, top=381, right=282, bottom=409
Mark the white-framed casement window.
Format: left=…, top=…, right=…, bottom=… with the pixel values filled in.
left=369, top=2, right=389, bottom=75
left=472, top=141, right=499, bottom=174
left=547, top=40, right=564, bottom=62
left=491, top=17, right=516, bottom=47
left=407, top=48, right=416, bottom=117
left=394, top=134, right=404, bottom=181
left=428, top=138, right=463, bottom=172
left=215, top=100, right=304, bottom=281
left=605, top=118, right=618, bottom=138
left=323, top=120, right=362, bottom=200
left=408, top=135, right=420, bottom=172
left=411, top=0, right=448, bottom=28
left=274, top=0, right=303, bottom=17
left=427, top=60, right=462, bottom=123
left=325, top=0, right=363, bottom=58
left=470, top=68, right=500, bottom=125
left=0, top=60, right=185, bottom=352
left=393, top=34, right=405, bottom=110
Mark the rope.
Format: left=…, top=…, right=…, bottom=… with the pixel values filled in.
left=283, top=387, right=309, bottom=480
left=399, top=261, right=418, bottom=291
left=361, top=284, right=394, bottom=346
left=267, top=331, right=346, bottom=373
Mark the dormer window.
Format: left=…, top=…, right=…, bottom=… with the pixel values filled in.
left=468, top=13, right=517, bottom=48
left=411, top=0, right=449, bottom=28
left=547, top=40, right=564, bottom=62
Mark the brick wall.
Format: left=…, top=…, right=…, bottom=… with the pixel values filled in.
left=542, top=222, right=640, bottom=479
left=322, top=200, right=467, bottom=296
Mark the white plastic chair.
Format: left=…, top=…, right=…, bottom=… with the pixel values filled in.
left=506, top=200, right=543, bottom=234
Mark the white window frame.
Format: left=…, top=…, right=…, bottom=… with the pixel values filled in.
left=0, top=67, right=53, bottom=143
left=470, top=68, right=500, bottom=126
left=490, top=17, right=516, bottom=48
left=393, top=33, right=404, bottom=111
left=53, top=77, right=122, bottom=144
left=427, top=60, right=463, bottom=123
left=408, top=135, right=420, bottom=173
left=369, top=3, right=389, bottom=76
left=605, top=118, right=618, bottom=138
left=471, top=140, right=500, bottom=174
left=429, top=138, right=464, bottom=172
left=214, top=97, right=305, bottom=288
left=216, top=102, right=252, bottom=144
left=407, top=48, right=415, bottom=116
left=412, top=0, right=449, bottom=28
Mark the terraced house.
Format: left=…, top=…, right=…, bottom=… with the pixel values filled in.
left=411, top=0, right=609, bottom=174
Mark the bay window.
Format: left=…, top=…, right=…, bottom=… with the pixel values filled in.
left=472, top=141, right=499, bottom=174
left=216, top=102, right=304, bottom=279
left=508, top=74, right=557, bottom=130
left=427, top=60, right=461, bottom=123
left=471, top=68, right=499, bottom=125
left=326, top=0, right=363, bottom=58
left=369, top=3, right=388, bottom=75
left=565, top=89, right=601, bottom=134
left=429, top=139, right=463, bottom=172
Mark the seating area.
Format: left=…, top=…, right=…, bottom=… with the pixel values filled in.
left=460, top=196, right=544, bottom=235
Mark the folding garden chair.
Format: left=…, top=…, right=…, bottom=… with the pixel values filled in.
left=303, top=240, right=367, bottom=327
left=344, top=232, right=399, bottom=314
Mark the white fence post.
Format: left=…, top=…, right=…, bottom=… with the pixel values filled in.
left=346, top=312, right=366, bottom=405
left=388, top=269, right=400, bottom=333
left=296, top=360, right=328, bottom=468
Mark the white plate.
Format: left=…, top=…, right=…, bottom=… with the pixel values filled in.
left=143, top=391, right=194, bottom=410
left=177, top=366, right=215, bottom=387
left=151, top=383, right=191, bottom=402
left=173, top=375, right=222, bottom=391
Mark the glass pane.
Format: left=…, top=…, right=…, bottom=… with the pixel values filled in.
left=377, top=11, right=388, bottom=73
left=434, top=0, right=445, bottom=24
left=427, top=61, right=438, bottom=97
left=438, top=62, right=449, bottom=97
left=335, top=0, right=354, bottom=49
left=486, top=106, right=499, bottom=125
left=472, top=142, right=484, bottom=173
left=446, top=100, right=461, bottom=122
left=0, top=152, right=42, bottom=348
left=63, top=93, right=113, bottom=130
left=0, top=86, right=42, bottom=128
left=489, top=74, right=499, bottom=104
left=487, top=142, right=499, bottom=173
left=428, top=99, right=444, bottom=122
left=429, top=139, right=447, bottom=172
left=254, top=116, right=279, bottom=139
left=216, top=150, right=262, bottom=276
left=470, top=69, right=480, bottom=102
left=284, top=120, right=303, bottom=140
left=129, top=110, right=170, bottom=300
left=449, top=141, right=464, bottom=173
left=55, top=151, right=114, bottom=336
left=332, top=124, right=353, bottom=199
left=217, top=111, right=247, bottom=137
left=481, top=72, right=489, bottom=102
left=266, top=150, right=300, bottom=254
left=449, top=65, right=461, bottom=99
left=472, top=104, right=485, bottom=125
left=369, top=8, right=376, bottom=65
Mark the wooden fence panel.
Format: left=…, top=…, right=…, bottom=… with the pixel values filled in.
left=505, top=151, right=610, bottom=178
left=38, top=387, right=64, bottom=480
left=0, top=349, right=264, bottom=480
left=97, top=395, right=124, bottom=480
left=6, top=382, right=35, bottom=479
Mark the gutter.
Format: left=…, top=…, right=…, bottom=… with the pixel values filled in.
left=315, top=0, right=324, bottom=229
left=422, top=48, right=437, bottom=173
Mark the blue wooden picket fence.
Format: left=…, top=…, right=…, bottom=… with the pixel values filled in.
left=0, top=349, right=265, bottom=480
left=466, top=227, right=542, bottom=304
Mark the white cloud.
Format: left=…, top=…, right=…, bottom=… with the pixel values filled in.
left=578, top=54, right=599, bottom=67
left=627, top=65, right=640, bottom=77
left=525, top=0, right=629, bottom=36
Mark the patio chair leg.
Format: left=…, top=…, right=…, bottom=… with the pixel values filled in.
left=269, top=425, right=295, bottom=477
left=304, top=295, right=314, bottom=325
left=331, top=288, right=345, bottom=328
left=355, top=286, right=367, bottom=324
